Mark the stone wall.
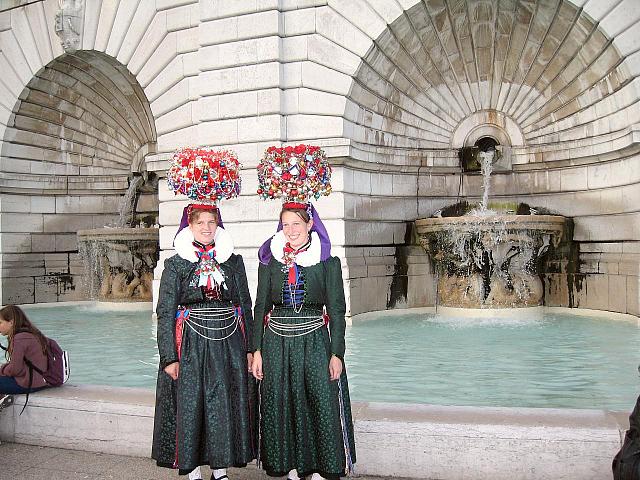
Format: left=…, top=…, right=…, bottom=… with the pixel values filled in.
left=0, top=186, right=158, bottom=304
left=0, top=0, right=638, bottom=316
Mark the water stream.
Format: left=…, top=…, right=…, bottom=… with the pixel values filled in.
left=478, top=149, right=494, bottom=213
left=77, top=175, right=159, bottom=301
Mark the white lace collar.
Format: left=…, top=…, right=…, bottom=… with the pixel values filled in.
left=270, top=230, right=321, bottom=267
left=173, top=226, right=234, bottom=264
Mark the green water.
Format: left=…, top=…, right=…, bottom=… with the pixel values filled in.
left=21, top=304, right=159, bottom=389
left=345, top=312, right=640, bottom=409
left=14, top=304, right=640, bottom=410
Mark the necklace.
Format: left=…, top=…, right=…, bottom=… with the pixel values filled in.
left=282, top=237, right=311, bottom=313
left=287, top=277, right=305, bottom=314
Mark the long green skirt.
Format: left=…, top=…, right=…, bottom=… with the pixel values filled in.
left=260, top=306, right=356, bottom=478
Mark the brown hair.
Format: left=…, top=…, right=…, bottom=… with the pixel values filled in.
left=0, top=305, right=47, bottom=360
left=188, top=206, right=219, bottom=225
left=279, top=206, right=310, bottom=223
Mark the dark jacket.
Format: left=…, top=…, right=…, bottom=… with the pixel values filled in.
left=156, top=252, right=254, bottom=368
left=252, top=256, right=346, bottom=357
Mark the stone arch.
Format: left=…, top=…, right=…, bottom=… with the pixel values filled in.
left=0, top=50, right=157, bottom=304
left=332, top=0, right=640, bottom=315
left=3, top=51, right=156, bottom=176
left=0, top=1, right=194, bottom=305
left=452, top=111, right=524, bottom=148
left=345, top=0, right=637, bottom=167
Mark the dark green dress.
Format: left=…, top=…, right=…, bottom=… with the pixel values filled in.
left=252, top=256, right=356, bottom=479
left=152, top=252, right=256, bottom=473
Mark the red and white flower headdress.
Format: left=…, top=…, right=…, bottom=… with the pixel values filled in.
left=256, top=144, right=333, bottom=265
left=167, top=147, right=242, bottom=254
left=256, top=144, right=331, bottom=205
left=167, top=147, right=241, bottom=204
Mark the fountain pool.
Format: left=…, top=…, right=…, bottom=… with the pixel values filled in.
left=15, top=303, right=639, bottom=410
left=20, top=303, right=159, bottom=388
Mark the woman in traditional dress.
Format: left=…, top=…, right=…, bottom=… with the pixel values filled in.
left=251, top=145, right=356, bottom=480
left=152, top=149, right=255, bottom=480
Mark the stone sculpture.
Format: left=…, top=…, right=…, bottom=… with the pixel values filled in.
left=416, top=215, right=564, bottom=308
left=78, top=228, right=159, bottom=302
left=54, top=0, right=84, bottom=52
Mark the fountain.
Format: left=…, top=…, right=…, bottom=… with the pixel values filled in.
left=416, top=148, right=566, bottom=309
left=77, top=174, right=159, bottom=301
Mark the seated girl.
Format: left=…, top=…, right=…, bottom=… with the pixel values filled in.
left=0, top=305, right=50, bottom=396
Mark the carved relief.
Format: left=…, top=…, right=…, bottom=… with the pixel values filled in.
left=78, top=229, right=159, bottom=302
left=416, top=216, right=565, bottom=309
left=55, top=0, right=84, bottom=52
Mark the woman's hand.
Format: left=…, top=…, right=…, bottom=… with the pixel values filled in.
left=246, top=353, right=253, bottom=372
left=251, top=351, right=263, bottom=380
left=329, top=355, right=342, bottom=381
left=164, top=362, right=179, bottom=380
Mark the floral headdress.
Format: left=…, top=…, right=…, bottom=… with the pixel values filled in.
left=168, top=147, right=242, bottom=242
left=257, top=144, right=333, bottom=265
left=167, top=148, right=241, bottom=289
left=168, top=147, right=241, bottom=203
left=257, top=144, right=331, bottom=204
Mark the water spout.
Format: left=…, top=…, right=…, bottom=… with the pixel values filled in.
left=78, top=174, right=158, bottom=301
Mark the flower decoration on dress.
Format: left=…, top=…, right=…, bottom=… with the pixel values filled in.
left=167, top=147, right=241, bottom=202
left=191, top=242, right=226, bottom=291
left=256, top=144, right=332, bottom=203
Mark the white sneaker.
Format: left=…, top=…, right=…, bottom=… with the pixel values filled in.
left=211, top=468, right=228, bottom=480
left=287, top=469, right=300, bottom=480
left=310, top=474, right=325, bottom=480
left=188, top=466, right=202, bottom=480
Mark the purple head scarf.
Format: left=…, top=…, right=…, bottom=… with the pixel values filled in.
left=173, top=204, right=224, bottom=246
left=258, top=203, right=331, bottom=265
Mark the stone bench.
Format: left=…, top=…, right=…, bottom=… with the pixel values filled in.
left=0, top=384, right=628, bottom=480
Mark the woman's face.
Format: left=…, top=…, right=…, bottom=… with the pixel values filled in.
left=281, top=211, right=313, bottom=249
left=189, top=211, right=218, bottom=245
left=0, top=317, right=13, bottom=337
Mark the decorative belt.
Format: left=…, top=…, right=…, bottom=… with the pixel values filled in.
left=176, top=305, right=240, bottom=342
left=266, top=314, right=327, bottom=338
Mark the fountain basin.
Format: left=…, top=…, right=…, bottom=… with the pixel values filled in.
left=416, top=215, right=566, bottom=235
left=416, top=215, right=565, bottom=309
left=77, top=228, right=159, bottom=301
left=3, top=303, right=634, bottom=480
left=19, top=302, right=640, bottom=410
left=0, top=385, right=625, bottom=480
left=77, top=228, right=159, bottom=242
